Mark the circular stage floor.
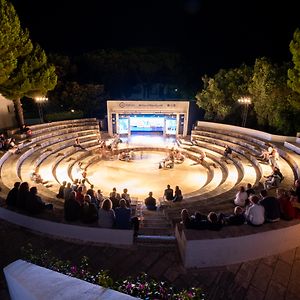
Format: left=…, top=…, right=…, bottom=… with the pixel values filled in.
left=86, top=151, right=207, bottom=201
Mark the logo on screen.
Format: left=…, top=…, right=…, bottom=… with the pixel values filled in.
left=119, top=102, right=126, bottom=108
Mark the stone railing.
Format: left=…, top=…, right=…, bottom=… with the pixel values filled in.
left=4, top=260, right=137, bottom=300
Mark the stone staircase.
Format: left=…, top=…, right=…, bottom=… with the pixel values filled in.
left=137, top=208, right=175, bottom=243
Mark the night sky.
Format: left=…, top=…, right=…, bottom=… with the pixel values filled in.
left=10, top=0, right=300, bottom=75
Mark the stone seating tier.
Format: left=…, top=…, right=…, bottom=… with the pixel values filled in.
left=191, top=132, right=295, bottom=187
left=7, top=118, right=97, bottom=135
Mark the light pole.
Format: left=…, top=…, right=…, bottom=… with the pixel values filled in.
left=238, top=97, right=251, bottom=127
left=35, top=96, right=48, bottom=123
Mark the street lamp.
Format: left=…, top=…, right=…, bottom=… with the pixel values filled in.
left=35, top=96, right=48, bottom=123
left=238, top=97, right=251, bottom=127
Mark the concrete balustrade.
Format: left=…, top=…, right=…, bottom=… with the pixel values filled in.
left=176, top=220, right=300, bottom=268
left=0, top=207, right=134, bottom=245
left=4, top=260, right=137, bottom=300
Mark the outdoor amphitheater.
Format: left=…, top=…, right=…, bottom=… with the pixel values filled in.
left=2, top=114, right=300, bottom=299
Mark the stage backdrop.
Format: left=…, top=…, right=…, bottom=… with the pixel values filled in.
left=107, top=100, right=189, bottom=137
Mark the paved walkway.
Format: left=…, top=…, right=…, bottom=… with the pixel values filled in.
left=1, top=220, right=300, bottom=299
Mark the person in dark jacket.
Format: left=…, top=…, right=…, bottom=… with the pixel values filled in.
left=81, top=194, right=98, bottom=223
left=17, top=182, right=30, bottom=210
left=26, top=187, right=53, bottom=214
left=259, top=189, right=281, bottom=222
left=225, top=206, right=246, bottom=225
left=64, top=191, right=81, bottom=222
left=6, top=182, right=20, bottom=208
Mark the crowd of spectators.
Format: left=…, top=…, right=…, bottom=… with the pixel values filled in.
left=56, top=181, right=140, bottom=237
left=6, top=181, right=53, bottom=214
left=181, top=180, right=300, bottom=231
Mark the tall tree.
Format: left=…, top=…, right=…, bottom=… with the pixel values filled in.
left=0, top=43, right=57, bottom=126
left=0, top=0, right=32, bottom=84
left=249, top=58, right=297, bottom=134
left=288, top=28, right=300, bottom=95
left=195, top=65, right=252, bottom=122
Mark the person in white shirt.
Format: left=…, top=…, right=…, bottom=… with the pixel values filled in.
left=245, top=195, right=265, bottom=226
left=234, top=186, right=248, bottom=207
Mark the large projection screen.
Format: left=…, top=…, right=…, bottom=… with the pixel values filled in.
left=130, top=114, right=165, bottom=133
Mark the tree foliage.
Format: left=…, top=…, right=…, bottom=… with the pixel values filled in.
left=0, top=0, right=32, bottom=84
left=48, top=53, right=106, bottom=118
left=195, top=65, right=252, bottom=121
left=248, top=58, right=298, bottom=133
left=0, top=0, right=57, bottom=127
left=0, top=43, right=57, bottom=100
left=288, top=28, right=300, bottom=95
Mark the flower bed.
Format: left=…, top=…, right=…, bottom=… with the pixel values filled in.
left=21, top=244, right=204, bottom=300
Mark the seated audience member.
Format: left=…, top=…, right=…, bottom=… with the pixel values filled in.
left=115, top=199, right=139, bottom=236
left=64, top=191, right=81, bottom=222
left=63, top=182, right=73, bottom=201
left=71, top=179, right=79, bottom=191
left=174, top=150, right=185, bottom=163
left=57, top=181, right=66, bottom=198
left=294, top=179, right=300, bottom=200
left=180, top=209, right=194, bottom=229
left=5, top=138, right=20, bottom=154
left=86, top=184, right=98, bottom=208
left=144, top=191, right=157, bottom=211
left=98, top=198, right=115, bottom=228
left=20, top=124, right=32, bottom=137
left=109, top=187, right=121, bottom=210
left=246, top=183, right=255, bottom=197
left=0, top=133, right=5, bottom=151
left=276, top=189, right=295, bottom=220
left=6, top=182, right=21, bottom=208
left=118, top=152, right=125, bottom=161
left=173, top=186, right=183, bottom=202
left=79, top=179, right=87, bottom=194
left=207, top=212, right=224, bottom=231
left=245, top=195, right=265, bottom=226
left=234, top=186, right=248, bottom=207
left=290, top=191, right=300, bottom=217
left=268, top=147, right=280, bottom=169
left=30, top=172, right=46, bottom=184
left=180, top=209, right=208, bottom=229
left=259, top=189, right=281, bottom=222
left=26, top=187, right=53, bottom=214
left=17, top=182, right=30, bottom=210
left=121, top=188, right=131, bottom=207
left=259, top=149, right=270, bottom=162
left=225, top=206, right=246, bottom=225
left=75, top=186, right=84, bottom=206
left=81, top=194, right=98, bottom=223
left=128, top=150, right=135, bottom=160
left=264, top=167, right=283, bottom=190
left=223, top=144, right=232, bottom=163
left=198, top=149, right=206, bottom=163
left=73, top=138, right=86, bottom=150
left=164, top=184, right=174, bottom=201
left=96, top=189, right=104, bottom=206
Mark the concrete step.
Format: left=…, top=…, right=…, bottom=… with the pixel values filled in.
left=138, top=227, right=174, bottom=236
left=136, top=234, right=176, bottom=244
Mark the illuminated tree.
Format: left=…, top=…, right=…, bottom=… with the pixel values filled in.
left=288, top=28, right=300, bottom=95
left=195, top=65, right=251, bottom=121
left=0, top=0, right=32, bottom=84
left=0, top=44, right=57, bottom=126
